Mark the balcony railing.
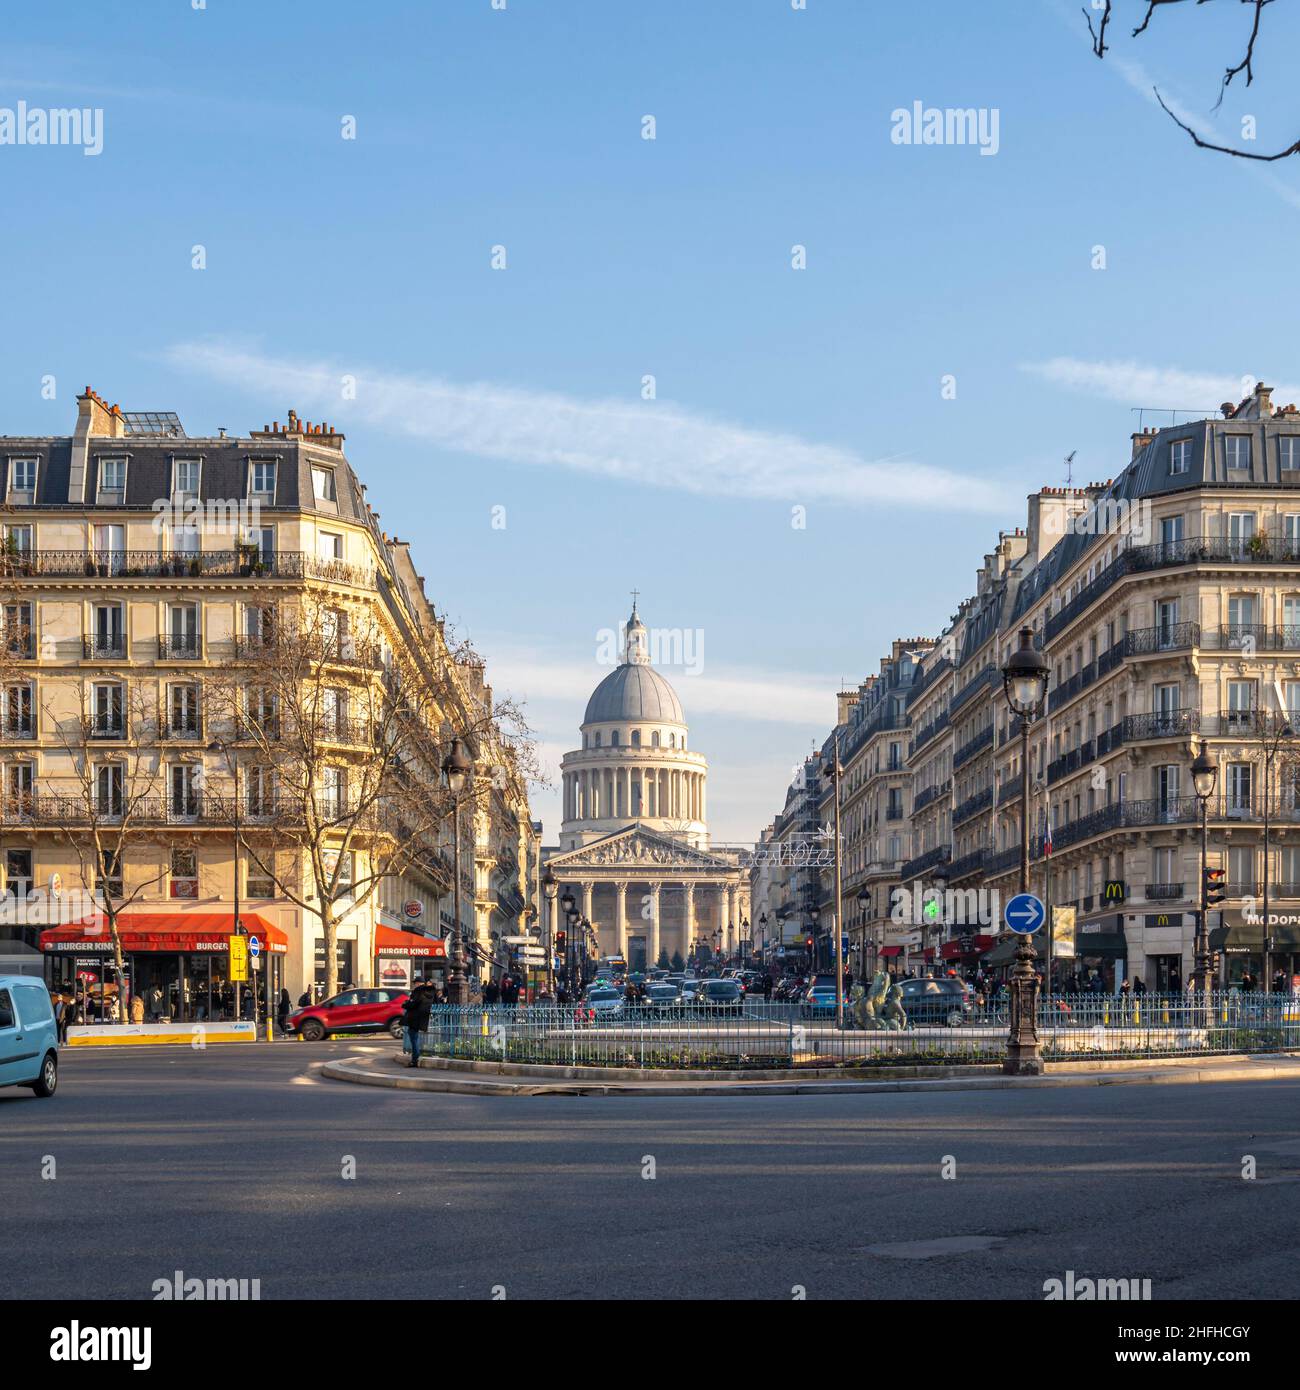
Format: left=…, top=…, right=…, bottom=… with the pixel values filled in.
left=83, top=636, right=127, bottom=660
left=1124, top=622, right=1201, bottom=657
left=948, top=665, right=998, bottom=716
left=952, top=723, right=994, bottom=769
left=0, top=549, right=375, bottom=586
left=1045, top=535, right=1300, bottom=643
left=911, top=779, right=951, bottom=814
left=1144, top=883, right=1184, bottom=900
left=1033, top=793, right=1300, bottom=856
left=899, top=844, right=950, bottom=882
left=1214, top=623, right=1300, bottom=653
left=952, top=785, right=993, bottom=827
left=158, top=634, right=203, bottom=660
left=910, top=710, right=950, bottom=757
left=947, top=846, right=989, bottom=880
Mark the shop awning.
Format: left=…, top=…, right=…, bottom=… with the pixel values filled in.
left=1072, top=930, right=1128, bottom=957
left=940, top=934, right=995, bottom=960
left=984, top=936, right=1020, bottom=967
left=1210, top=924, right=1300, bottom=951
left=879, top=945, right=903, bottom=958
left=39, top=912, right=288, bottom=955
left=375, top=925, right=447, bottom=958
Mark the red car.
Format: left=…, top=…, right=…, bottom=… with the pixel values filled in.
left=289, top=987, right=409, bottom=1041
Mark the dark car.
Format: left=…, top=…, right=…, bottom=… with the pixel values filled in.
left=896, top=977, right=972, bottom=1027
left=288, top=987, right=409, bottom=1041
left=695, top=979, right=744, bottom=1013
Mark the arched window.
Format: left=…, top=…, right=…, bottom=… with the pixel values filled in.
left=669, top=734, right=676, bottom=748
left=593, top=732, right=601, bottom=748
left=612, top=730, right=620, bottom=747
left=631, top=730, right=641, bottom=747
left=651, top=731, right=660, bottom=747
left=582, top=732, right=588, bottom=749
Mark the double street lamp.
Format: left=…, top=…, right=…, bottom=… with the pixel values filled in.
left=1001, top=627, right=1050, bottom=1076
left=1191, top=741, right=1218, bottom=1001
left=856, top=885, right=870, bottom=981
left=541, top=868, right=558, bottom=995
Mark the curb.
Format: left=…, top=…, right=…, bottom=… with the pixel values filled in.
left=319, top=1052, right=1300, bottom=1098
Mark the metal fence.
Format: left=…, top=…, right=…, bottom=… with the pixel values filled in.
left=409, top=994, right=1300, bottom=1070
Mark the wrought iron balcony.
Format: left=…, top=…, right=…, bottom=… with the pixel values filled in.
left=952, top=723, right=994, bottom=769
left=1123, top=622, right=1201, bottom=657
left=0, top=549, right=375, bottom=586
left=158, top=634, right=203, bottom=660
left=952, top=786, right=993, bottom=827
left=83, top=636, right=127, bottom=660
left=1144, top=883, right=1184, bottom=900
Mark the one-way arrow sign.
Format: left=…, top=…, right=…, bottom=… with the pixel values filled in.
left=1004, top=893, right=1045, bottom=935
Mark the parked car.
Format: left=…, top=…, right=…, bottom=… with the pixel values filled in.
left=696, top=979, right=744, bottom=1013
left=0, top=975, right=58, bottom=1097
left=896, top=977, right=972, bottom=1027
left=288, top=987, right=409, bottom=1041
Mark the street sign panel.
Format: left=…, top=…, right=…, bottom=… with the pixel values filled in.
left=248, top=935, right=261, bottom=959
left=1005, top=893, right=1045, bottom=935
left=229, top=934, right=249, bottom=981
left=503, top=935, right=537, bottom=944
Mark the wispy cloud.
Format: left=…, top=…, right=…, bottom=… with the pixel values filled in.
left=1020, top=357, right=1300, bottom=410
left=164, top=340, right=1015, bottom=514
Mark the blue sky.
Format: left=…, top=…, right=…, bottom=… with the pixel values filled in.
left=3, top=0, right=1300, bottom=843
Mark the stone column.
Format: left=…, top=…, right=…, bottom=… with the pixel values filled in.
left=700, top=775, right=706, bottom=825
left=615, top=880, right=627, bottom=958
left=649, top=882, right=661, bottom=967
left=720, top=883, right=732, bottom=951
left=684, top=881, right=696, bottom=962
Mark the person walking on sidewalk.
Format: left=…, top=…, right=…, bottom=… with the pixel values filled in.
left=277, top=988, right=291, bottom=1035
left=401, top=978, right=436, bottom=1068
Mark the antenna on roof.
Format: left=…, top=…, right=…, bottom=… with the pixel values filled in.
left=1063, top=450, right=1076, bottom=488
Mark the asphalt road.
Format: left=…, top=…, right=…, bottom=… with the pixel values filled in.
left=3, top=1043, right=1300, bottom=1301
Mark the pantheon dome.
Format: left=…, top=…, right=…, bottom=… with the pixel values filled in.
left=558, top=601, right=709, bottom=851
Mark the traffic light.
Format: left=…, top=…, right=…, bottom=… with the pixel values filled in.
left=556, top=930, right=567, bottom=954
left=1204, top=866, right=1226, bottom=908
left=805, top=935, right=814, bottom=952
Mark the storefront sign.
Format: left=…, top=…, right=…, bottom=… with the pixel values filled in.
left=1052, top=906, right=1077, bottom=959
left=402, top=900, right=423, bottom=921
left=1102, top=880, right=1126, bottom=904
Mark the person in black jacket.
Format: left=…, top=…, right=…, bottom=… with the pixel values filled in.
left=401, top=980, right=436, bottom=1067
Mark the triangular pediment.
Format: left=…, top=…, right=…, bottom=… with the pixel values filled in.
left=548, top=823, right=736, bottom=871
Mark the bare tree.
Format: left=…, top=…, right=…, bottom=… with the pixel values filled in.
left=41, top=684, right=181, bottom=1022
left=203, top=596, right=533, bottom=998
left=1083, top=1, right=1296, bottom=159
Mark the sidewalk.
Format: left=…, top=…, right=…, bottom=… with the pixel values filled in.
left=319, top=1049, right=1300, bottom=1097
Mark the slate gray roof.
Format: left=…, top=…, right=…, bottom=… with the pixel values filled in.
left=583, top=663, right=685, bottom=725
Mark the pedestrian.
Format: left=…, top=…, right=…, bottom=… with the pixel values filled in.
left=762, top=972, right=773, bottom=1001
left=297, top=988, right=312, bottom=1008
left=1119, top=977, right=1131, bottom=997
left=129, top=992, right=145, bottom=1024
left=400, top=977, right=436, bottom=1067
left=53, top=992, right=68, bottom=1043
left=484, top=977, right=500, bottom=1006
left=277, top=988, right=291, bottom=1034
left=1133, top=977, right=1146, bottom=997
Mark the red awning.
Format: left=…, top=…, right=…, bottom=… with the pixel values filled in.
left=940, top=934, right=995, bottom=960
left=39, top=912, right=288, bottom=955
left=879, top=945, right=903, bottom=958
left=375, top=925, right=447, bottom=958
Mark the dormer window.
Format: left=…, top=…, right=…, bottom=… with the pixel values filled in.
left=1226, top=436, right=1251, bottom=471
left=172, top=458, right=200, bottom=505
left=1169, top=439, right=1190, bottom=475
left=97, top=458, right=127, bottom=505
left=250, top=459, right=278, bottom=502
left=311, top=466, right=337, bottom=503
left=1282, top=438, right=1300, bottom=473
left=7, top=457, right=36, bottom=504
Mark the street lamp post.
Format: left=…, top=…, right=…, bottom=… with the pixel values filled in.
left=442, top=737, right=473, bottom=1005
left=1191, top=741, right=1218, bottom=1006
left=542, top=869, right=558, bottom=996
left=822, top=736, right=846, bottom=1027
left=1001, top=626, right=1050, bottom=1076
left=207, top=739, right=252, bottom=1027
left=856, top=885, right=870, bottom=983
left=758, top=912, right=768, bottom=968
left=559, top=888, right=575, bottom=992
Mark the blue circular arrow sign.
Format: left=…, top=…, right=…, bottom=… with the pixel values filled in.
left=1004, top=893, right=1045, bottom=935
left=248, top=935, right=261, bottom=958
